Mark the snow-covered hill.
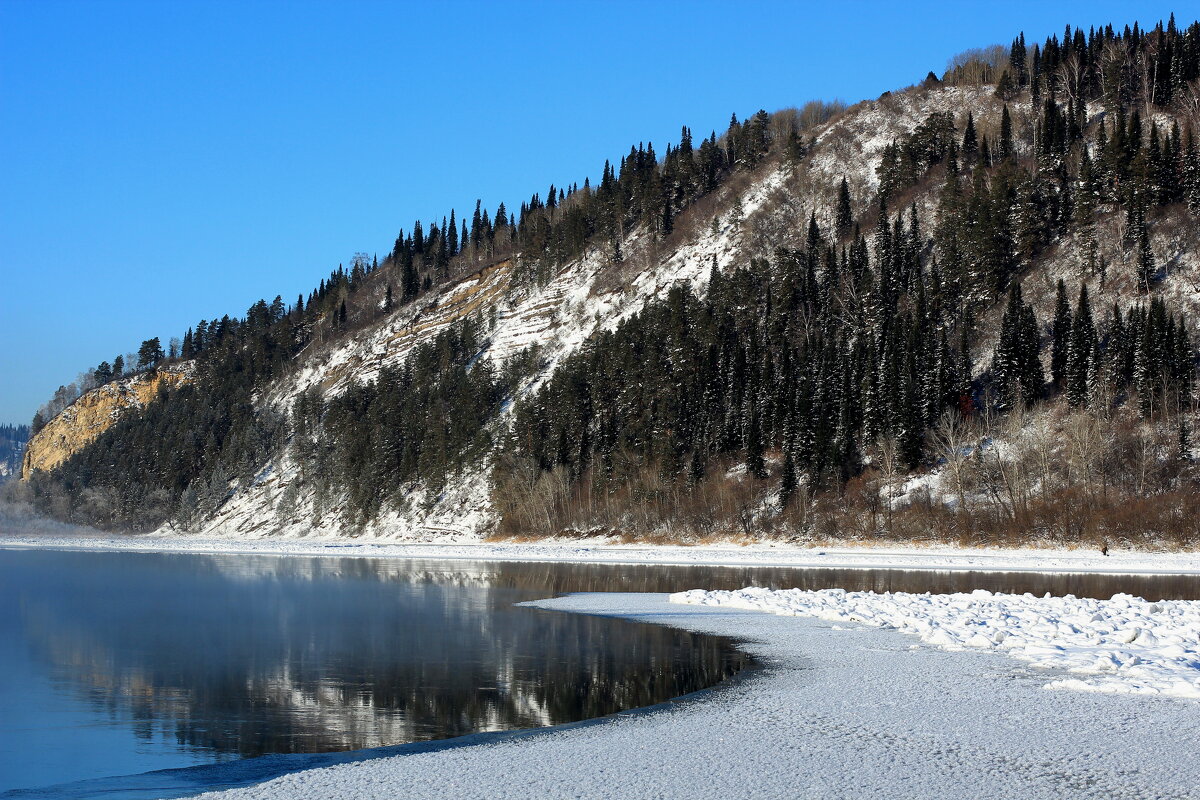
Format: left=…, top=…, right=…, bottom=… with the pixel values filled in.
left=157, top=81, right=1200, bottom=541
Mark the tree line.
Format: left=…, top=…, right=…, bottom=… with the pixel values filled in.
left=16, top=16, right=1200, bottom=543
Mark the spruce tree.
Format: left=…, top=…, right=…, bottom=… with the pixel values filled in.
left=962, top=112, right=978, bottom=158
left=1017, top=301, right=1044, bottom=405
left=1010, top=33, right=1028, bottom=86
left=991, top=283, right=1042, bottom=409
left=1137, top=220, right=1156, bottom=292
left=779, top=452, right=797, bottom=508
left=999, top=105, right=1014, bottom=161
left=835, top=177, right=853, bottom=240
left=1075, top=147, right=1099, bottom=273
left=988, top=283, right=1017, bottom=407
left=978, top=133, right=992, bottom=169
left=1183, top=128, right=1200, bottom=212
left=1051, top=279, right=1072, bottom=387
left=745, top=406, right=766, bottom=479
left=1065, top=284, right=1096, bottom=407
left=995, top=69, right=1016, bottom=101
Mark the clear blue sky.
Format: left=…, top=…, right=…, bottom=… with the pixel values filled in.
left=0, top=0, right=1184, bottom=423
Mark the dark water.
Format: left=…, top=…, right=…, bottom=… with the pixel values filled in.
left=0, top=549, right=745, bottom=796
left=444, top=558, right=1200, bottom=601
left=0, top=547, right=1195, bottom=797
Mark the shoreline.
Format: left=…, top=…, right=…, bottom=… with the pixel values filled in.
left=188, top=592, right=1200, bottom=800
left=8, top=551, right=1199, bottom=798
left=4, top=531, right=1200, bottom=576
left=4, top=666, right=762, bottom=800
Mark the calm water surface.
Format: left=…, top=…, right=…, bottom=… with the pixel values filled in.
left=0, top=546, right=1195, bottom=796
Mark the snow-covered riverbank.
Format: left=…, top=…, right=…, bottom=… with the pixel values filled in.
left=4, top=530, right=1200, bottom=576
left=674, top=587, right=1200, bottom=698
left=188, top=591, right=1200, bottom=800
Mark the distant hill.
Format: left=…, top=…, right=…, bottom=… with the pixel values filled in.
left=0, top=424, right=30, bottom=482
left=14, top=15, right=1200, bottom=549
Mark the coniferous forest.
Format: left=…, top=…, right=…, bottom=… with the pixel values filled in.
left=0, top=424, right=29, bottom=481
left=13, top=16, right=1200, bottom=547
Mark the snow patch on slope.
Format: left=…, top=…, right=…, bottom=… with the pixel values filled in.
left=198, top=160, right=794, bottom=539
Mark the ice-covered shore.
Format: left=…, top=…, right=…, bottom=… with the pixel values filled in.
left=189, top=592, right=1200, bottom=800
left=4, top=529, right=1200, bottom=576
left=673, top=587, right=1200, bottom=698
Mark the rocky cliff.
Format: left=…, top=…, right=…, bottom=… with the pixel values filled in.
left=22, top=364, right=194, bottom=480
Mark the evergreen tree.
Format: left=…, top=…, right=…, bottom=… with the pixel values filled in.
left=1010, top=33, right=1028, bottom=86
left=991, top=283, right=1043, bottom=409
left=137, top=338, right=164, bottom=370
left=1065, top=284, right=1096, bottom=407
left=94, top=361, right=113, bottom=385
left=745, top=404, right=767, bottom=479
left=835, top=177, right=853, bottom=240
left=962, top=112, right=978, bottom=157
left=1183, top=128, right=1200, bottom=212
left=1050, top=279, right=1072, bottom=387
left=779, top=451, right=797, bottom=508
left=1075, top=147, right=1099, bottom=273
left=999, top=105, right=1014, bottom=161
left=1137, top=219, right=1156, bottom=292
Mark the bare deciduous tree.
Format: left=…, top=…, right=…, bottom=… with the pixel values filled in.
left=931, top=410, right=976, bottom=512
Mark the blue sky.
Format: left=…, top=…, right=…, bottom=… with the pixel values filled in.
left=0, top=0, right=1185, bottom=423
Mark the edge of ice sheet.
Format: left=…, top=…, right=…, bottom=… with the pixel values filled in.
left=2, top=605, right=754, bottom=800
left=184, top=591, right=1200, bottom=799
left=672, top=587, right=1200, bottom=698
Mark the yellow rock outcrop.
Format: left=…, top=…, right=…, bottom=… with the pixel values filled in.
left=21, top=364, right=193, bottom=480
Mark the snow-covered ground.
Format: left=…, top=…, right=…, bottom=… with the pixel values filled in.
left=674, top=587, right=1200, bottom=698
left=4, top=530, right=1200, bottom=575
left=188, top=591, right=1200, bottom=800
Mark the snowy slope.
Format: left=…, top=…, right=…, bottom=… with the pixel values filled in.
left=192, top=144, right=800, bottom=540
left=173, top=83, right=1200, bottom=541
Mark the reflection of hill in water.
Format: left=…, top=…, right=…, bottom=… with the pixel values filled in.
left=11, top=551, right=746, bottom=758
left=202, top=552, right=1200, bottom=599
left=9, top=550, right=1193, bottom=764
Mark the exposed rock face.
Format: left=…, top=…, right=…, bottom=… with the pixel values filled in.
left=21, top=364, right=194, bottom=480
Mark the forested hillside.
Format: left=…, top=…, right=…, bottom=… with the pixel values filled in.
left=13, top=15, right=1200, bottom=548
left=0, top=425, right=29, bottom=482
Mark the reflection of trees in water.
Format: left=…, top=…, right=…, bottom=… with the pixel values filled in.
left=199, top=554, right=1200, bottom=600
left=11, top=551, right=1192, bottom=762
left=12, top=552, right=748, bottom=759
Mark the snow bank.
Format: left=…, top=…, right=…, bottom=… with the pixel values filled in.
left=672, top=587, right=1200, bottom=698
